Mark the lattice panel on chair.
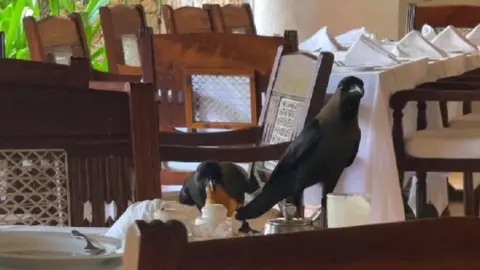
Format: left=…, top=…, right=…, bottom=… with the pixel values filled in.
left=121, top=34, right=141, bottom=67
left=264, top=97, right=305, bottom=171
left=0, top=150, right=69, bottom=226
left=191, top=74, right=252, bottom=124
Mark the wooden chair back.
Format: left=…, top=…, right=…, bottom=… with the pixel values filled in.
left=23, top=14, right=90, bottom=64
left=0, top=82, right=159, bottom=227
left=162, top=5, right=214, bottom=34
left=134, top=217, right=480, bottom=270
left=255, top=49, right=333, bottom=174
left=139, top=27, right=287, bottom=130
left=0, top=57, right=90, bottom=88
left=154, top=49, right=333, bottom=186
left=204, top=3, right=255, bottom=34
left=407, top=4, right=480, bottom=34
left=100, top=4, right=147, bottom=74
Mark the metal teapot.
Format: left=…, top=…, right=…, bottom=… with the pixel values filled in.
left=263, top=203, right=325, bottom=235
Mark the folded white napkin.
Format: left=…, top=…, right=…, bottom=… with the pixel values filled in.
left=336, top=27, right=371, bottom=46
left=432, top=25, right=478, bottom=53
left=105, top=199, right=200, bottom=244
left=466, top=24, right=480, bottom=45
left=343, top=35, right=400, bottom=67
left=392, top=30, right=448, bottom=58
left=421, top=24, right=436, bottom=41
left=299, top=26, right=344, bottom=52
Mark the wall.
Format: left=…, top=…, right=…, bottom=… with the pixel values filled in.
left=252, top=0, right=480, bottom=42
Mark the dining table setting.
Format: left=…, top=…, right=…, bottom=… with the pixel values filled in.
left=3, top=22, right=480, bottom=270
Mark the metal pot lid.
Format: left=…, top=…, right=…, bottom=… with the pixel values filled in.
left=266, top=218, right=310, bottom=227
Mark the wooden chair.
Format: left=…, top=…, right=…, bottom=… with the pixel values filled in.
left=23, top=14, right=141, bottom=82
left=134, top=217, right=480, bottom=270
left=406, top=4, right=480, bottom=34
left=162, top=5, right=214, bottom=34
left=157, top=48, right=334, bottom=203
left=389, top=86, right=480, bottom=218
left=139, top=27, right=289, bottom=131
left=204, top=3, right=256, bottom=34
left=0, top=81, right=159, bottom=227
left=100, top=4, right=147, bottom=74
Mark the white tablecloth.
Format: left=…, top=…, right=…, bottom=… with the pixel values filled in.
left=301, top=53, right=480, bottom=223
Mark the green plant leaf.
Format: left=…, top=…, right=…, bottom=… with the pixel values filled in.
left=5, top=0, right=27, bottom=55
left=48, top=0, right=60, bottom=16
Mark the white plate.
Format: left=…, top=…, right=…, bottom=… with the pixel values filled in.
left=0, top=231, right=122, bottom=270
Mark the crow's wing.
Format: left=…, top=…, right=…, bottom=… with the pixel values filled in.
left=235, top=120, right=323, bottom=220
left=178, top=180, right=196, bottom=206
left=266, top=120, right=323, bottom=184
left=345, top=135, right=360, bottom=167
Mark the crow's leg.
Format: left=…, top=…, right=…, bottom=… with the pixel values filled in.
left=293, top=190, right=304, bottom=218
left=238, top=221, right=260, bottom=234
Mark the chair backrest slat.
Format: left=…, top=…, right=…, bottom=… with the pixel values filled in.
left=204, top=3, right=256, bottom=34
left=162, top=5, right=214, bottom=34
left=100, top=4, right=147, bottom=74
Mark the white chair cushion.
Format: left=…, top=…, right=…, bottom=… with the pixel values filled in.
left=449, top=113, right=480, bottom=128
left=405, top=128, right=480, bottom=158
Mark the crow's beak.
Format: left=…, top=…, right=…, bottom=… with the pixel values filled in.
left=207, top=178, right=216, bottom=192
left=349, top=85, right=364, bottom=95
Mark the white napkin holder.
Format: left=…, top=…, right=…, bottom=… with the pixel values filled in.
left=327, top=193, right=371, bottom=228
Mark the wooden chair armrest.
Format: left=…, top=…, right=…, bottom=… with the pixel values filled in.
left=390, top=88, right=480, bottom=110
left=418, top=81, right=480, bottom=90
left=159, top=126, right=263, bottom=146
left=159, top=142, right=289, bottom=162
left=91, top=70, right=142, bottom=82
left=117, top=64, right=142, bottom=76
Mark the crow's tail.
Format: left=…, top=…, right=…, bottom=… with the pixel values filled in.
left=235, top=174, right=292, bottom=220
